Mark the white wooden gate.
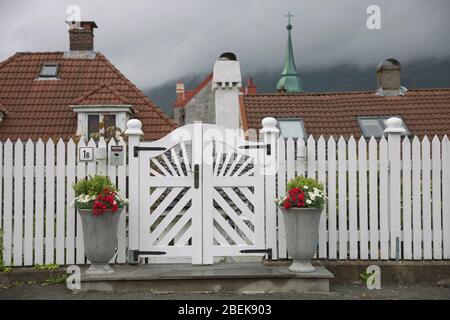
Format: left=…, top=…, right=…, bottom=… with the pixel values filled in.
left=133, top=123, right=266, bottom=265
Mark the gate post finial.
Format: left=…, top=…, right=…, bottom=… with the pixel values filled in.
left=261, top=117, right=279, bottom=134
left=124, top=119, right=143, bottom=136
left=383, top=117, right=406, bottom=134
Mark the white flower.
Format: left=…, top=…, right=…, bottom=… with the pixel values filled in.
left=306, top=199, right=312, bottom=205
left=303, top=186, right=309, bottom=190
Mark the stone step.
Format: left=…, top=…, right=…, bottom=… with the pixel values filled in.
left=78, top=262, right=333, bottom=294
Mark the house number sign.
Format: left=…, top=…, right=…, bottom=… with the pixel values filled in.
left=78, top=147, right=94, bottom=162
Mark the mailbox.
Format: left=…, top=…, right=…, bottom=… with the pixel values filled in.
left=110, top=145, right=124, bottom=166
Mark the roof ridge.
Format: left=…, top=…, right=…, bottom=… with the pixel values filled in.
left=96, top=53, right=176, bottom=129
left=244, top=87, right=450, bottom=98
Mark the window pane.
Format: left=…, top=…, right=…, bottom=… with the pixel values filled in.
left=278, top=120, right=305, bottom=139
left=103, top=114, right=116, bottom=129
left=40, top=64, right=58, bottom=77
left=88, top=115, right=99, bottom=138
left=360, top=119, right=383, bottom=138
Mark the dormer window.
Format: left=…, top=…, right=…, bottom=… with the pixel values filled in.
left=39, top=63, right=59, bottom=79
left=358, top=116, right=409, bottom=139
left=278, top=118, right=307, bottom=139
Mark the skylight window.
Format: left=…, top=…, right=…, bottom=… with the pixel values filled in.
left=358, top=116, right=409, bottom=139
left=278, top=118, right=306, bottom=139
left=39, top=63, right=59, bottom=78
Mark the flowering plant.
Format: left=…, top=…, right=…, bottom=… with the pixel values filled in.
left=72, top=175, right=128, bottom=215
left=277, top=176, right=327, bottom=210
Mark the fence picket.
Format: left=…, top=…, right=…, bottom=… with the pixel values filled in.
left=379, top=136, right=389, bottom=259
left=13, top=140, right=24, bottom=266
left=296, top=138, right=305, bottom=176
left=368, top=137, right=379, bottom=260
left=412, top=137, right=422, bottom=259
left=432, top=136, right=442, bottom=259
left=307, top=136, right=316, bottom=179
left=66, top=139, right=76, bottom=265
left=45, top=139, right=55, bottom=264
left=317, top=136, right=327, bottom=258
left=35, top=140, right=45, bottom=264
left=422, top=136, right=432, bottom=259
left=24, top=140, right=34, bottom=266
left=338, top=136, right=347, bottom=259
left=56, top=139, right=66, bottom=264
left=3, top=140, right=13, bottom=266
left=327, top=136, right=337, bottom=259
left=443, top=136, right=450, bottom=258
left=358, top=137, right=369, bottom=260
left=402, top=137, right=412, bottom=259
left=348, top=136, right=357, bottom=259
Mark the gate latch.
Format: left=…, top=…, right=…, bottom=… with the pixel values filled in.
left=127, top=250, right=167, bottom=264
left=193, top=164, right=200, bottom=189
left=240, top=248, right=272, bottom=260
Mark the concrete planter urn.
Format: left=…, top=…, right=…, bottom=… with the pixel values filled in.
left=78, top=208, right=123, bottom=274
left=280, top=207, right=322, bottom=273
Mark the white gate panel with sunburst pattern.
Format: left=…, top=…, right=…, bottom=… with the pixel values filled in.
left=201, top=124, right=265, bottom=264
left=136, top=122, right=266, bottom=265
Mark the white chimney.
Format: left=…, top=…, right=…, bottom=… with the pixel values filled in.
left=212, top=52, right=242, bottom=130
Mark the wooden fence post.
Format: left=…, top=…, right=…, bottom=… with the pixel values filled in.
left=384, top=117, right=406, bottom=259
left=124, top=119, right=143, bottom=262
left=261, top=117, right=279, bottom=260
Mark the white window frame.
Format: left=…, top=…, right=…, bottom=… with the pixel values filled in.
left=70, top=105, right=133, bottom=139
left=357, top=115, right=410, bottom=139
left=277, top=118, right=307, bottom=139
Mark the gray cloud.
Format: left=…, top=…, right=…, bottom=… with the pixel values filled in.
left=1, top=0, right=449, bottom=88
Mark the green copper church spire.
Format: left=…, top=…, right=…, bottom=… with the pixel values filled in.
left=276, top=11, right=303, bottom=93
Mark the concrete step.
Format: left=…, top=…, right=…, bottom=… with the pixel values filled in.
left=79, top=262, right=334, bottom=294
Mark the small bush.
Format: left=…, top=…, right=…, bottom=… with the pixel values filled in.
left=72, top=175, right=117, bottom=197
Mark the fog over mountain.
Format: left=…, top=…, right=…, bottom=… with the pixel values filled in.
left=146, top=56, right=450, bottom=117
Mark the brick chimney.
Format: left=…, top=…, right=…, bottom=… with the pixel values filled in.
left=376, top=58, right=407, bottom=96
left=68, top=21, right=98, bottom=51
left=245, top=78, right=257, bottom=95
left=176, top=82, right=185, bottom=103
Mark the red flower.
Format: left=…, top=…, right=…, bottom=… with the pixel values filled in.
left=283, top=200, right=291, bottom=209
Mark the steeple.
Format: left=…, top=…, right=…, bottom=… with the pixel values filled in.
left=277, top=11, right=303, bottom=93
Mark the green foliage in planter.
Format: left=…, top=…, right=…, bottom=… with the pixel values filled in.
left=73, top=175, right=117, bottom=197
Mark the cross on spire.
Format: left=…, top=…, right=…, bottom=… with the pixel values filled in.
left=285, top=11, right=294, bottom=25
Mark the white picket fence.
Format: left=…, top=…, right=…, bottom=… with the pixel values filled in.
left=1, top=132, right=450, bottom=266
left=0, top=137, right=128, bottom=267
left=271, top=134, right=450, bottom=260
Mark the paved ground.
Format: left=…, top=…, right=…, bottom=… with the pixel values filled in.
left=1, top=283, right=449, bottom=300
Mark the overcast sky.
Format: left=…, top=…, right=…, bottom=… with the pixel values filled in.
left=1, top=0, right=449, bottom=88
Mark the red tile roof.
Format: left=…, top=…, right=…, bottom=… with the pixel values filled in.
left=242, top=89, right=450, bottom=138
left=0, top=52, right=176, bottom=141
